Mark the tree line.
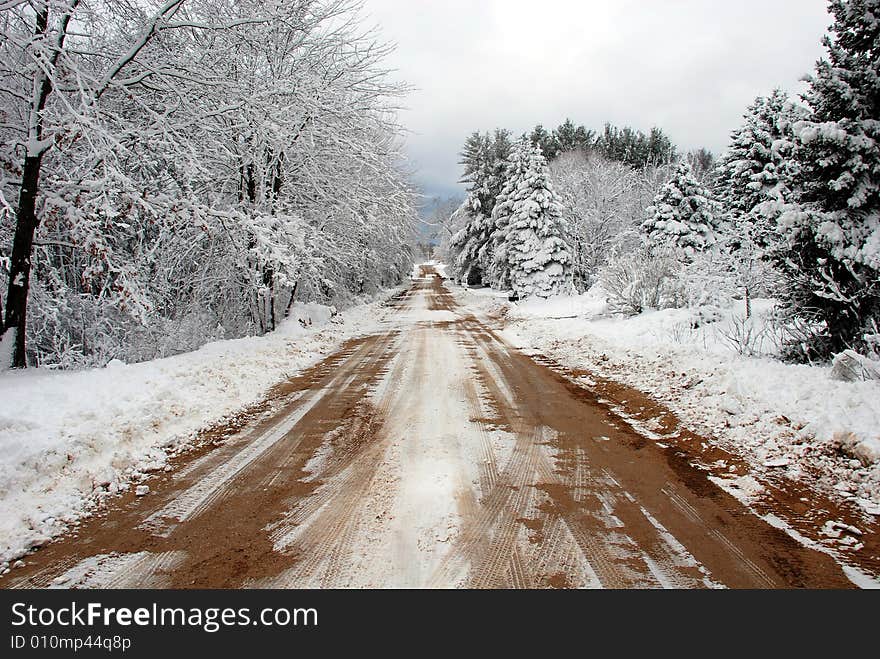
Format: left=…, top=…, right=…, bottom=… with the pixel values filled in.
left=528, top=119, right=677, bottom=169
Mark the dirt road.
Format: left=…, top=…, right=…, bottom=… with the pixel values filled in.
left=2, top=267, right=856, bottom=588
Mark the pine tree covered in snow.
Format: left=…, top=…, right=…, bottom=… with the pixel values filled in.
left=450, top=133, right=492, bottom=283
left=642, top=161, right=719, bottom=257
left=489, top=140, right=530, bottom=289
left=714, top=89, right=804, bottom=252
left=450, top=130, right=511, bottom=284
left=490, top=140, right=572, bottom=298
left=773, top=0, right=880, bottom=360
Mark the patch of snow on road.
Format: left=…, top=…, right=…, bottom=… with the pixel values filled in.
left=410, top=259, right=448, bottom=280
left=47, top=551, right=187, bottom=589
left=353, top=325, right=487, bottom=587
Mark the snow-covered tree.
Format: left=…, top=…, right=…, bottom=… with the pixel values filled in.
left=553, top=118, right=593, bottom=156
left=490, top=139, right=572, bottom=298
left=529, top=124, right=558, bottom=160
left=449, top=129, right=511, bottom=284
left=642, top=161, right=719, bottom=258
left=686, top=149, right=716, bottom=183
left=0, top=0, right=417, bottom=368
left=551, top=151, right=647, bottom=290
left=714, top=89, right=805, bottom=252
left=773, top=0, right=880, bottom=360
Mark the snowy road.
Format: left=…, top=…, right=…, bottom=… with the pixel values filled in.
left=1, top=267, right=855, bottom=588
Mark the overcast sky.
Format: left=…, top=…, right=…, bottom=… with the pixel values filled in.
left=361, top=0, right=833, bottom=201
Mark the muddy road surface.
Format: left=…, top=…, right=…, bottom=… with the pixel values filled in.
left=2, top=266, right=856, bottom=588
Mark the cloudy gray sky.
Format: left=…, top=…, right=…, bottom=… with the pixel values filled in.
left=362, top=0, right=833, bottom=201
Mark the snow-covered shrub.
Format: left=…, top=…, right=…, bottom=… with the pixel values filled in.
left=26, top=280, right=132, bottom=369
left=600, top=248, right=682, bottom=315
left=675, top=250, right=737, bottom=308
left=717, top=315, right=779, bottom=357
left=491, top=139, right=572, bottom=298
left=666, top=321, right=710, bottom=349
left=769, top=308, right=830, bottom=364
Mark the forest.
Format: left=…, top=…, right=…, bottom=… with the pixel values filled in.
left=0, top=0, right=418, bottom=369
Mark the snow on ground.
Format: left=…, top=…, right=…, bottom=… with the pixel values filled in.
left=411, top=259, right=448, bottom=280
left=453, top=282, right=880, bottom=517
left=0, top=295, right=394, bottom=567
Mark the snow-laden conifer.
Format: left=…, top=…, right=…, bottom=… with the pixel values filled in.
left=491, top=140, right=572, bottom=298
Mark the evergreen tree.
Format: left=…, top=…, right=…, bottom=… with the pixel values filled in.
left=574, top=125, right=596, bottom=152
left=646, top=127, right=677, bottom=166
left=524, top=120, right=674, bottom=166
left=774, top=0, right=880, bottom=360
left=529, top=124, right=558, bottom=159
left=553, top=118, right=590, bottom=155
left=597, top=123, right=625, bottom=162
left=491, top=139, right=572, bottom=297
left=488, top=142, right=529, bottom=289
left=458, top=131, right=499, bottom=213
left=489, top=129, right=513, bottom=205
left=714, top=89, right=803, bottom=251
left=595, top=123, right=676, bottom=168
left=642, top=161, right=719, bottom=258
left=450, top=130, right=512, bottom=284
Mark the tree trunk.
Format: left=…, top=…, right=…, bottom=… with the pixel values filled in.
left=3, top=154, right=45, bottom=367
left=245, top=162, right=256, bottom=204
left=262, top=265, right=275, bottom=332
left=284, top=281, right=299, bottom=318
left=271, top=151, right=284, bottom=212
left=5, top=0, right=50, bottom=368
left=3, top=3, right=75, bottom=367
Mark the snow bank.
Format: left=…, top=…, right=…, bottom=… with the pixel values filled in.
left=456, top=284, right=880, bottom=515
left=0, top=298, right=390, bottom=566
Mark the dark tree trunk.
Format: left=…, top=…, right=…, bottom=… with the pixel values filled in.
left=3, top=5, right=54, bottom=368
left=262, top=265, right=275, bottom=332
left=271, top=152, right=284, bottom=209
left=3, top=154, right=45, bottom=367
left=264, top=147, right=283, bottom=328
left=284, top=281, right=299, bottom=318
left=245, top=162, right=256, bottom=204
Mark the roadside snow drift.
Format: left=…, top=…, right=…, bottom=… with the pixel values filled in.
left=0, top=298, right=389, bottom=567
